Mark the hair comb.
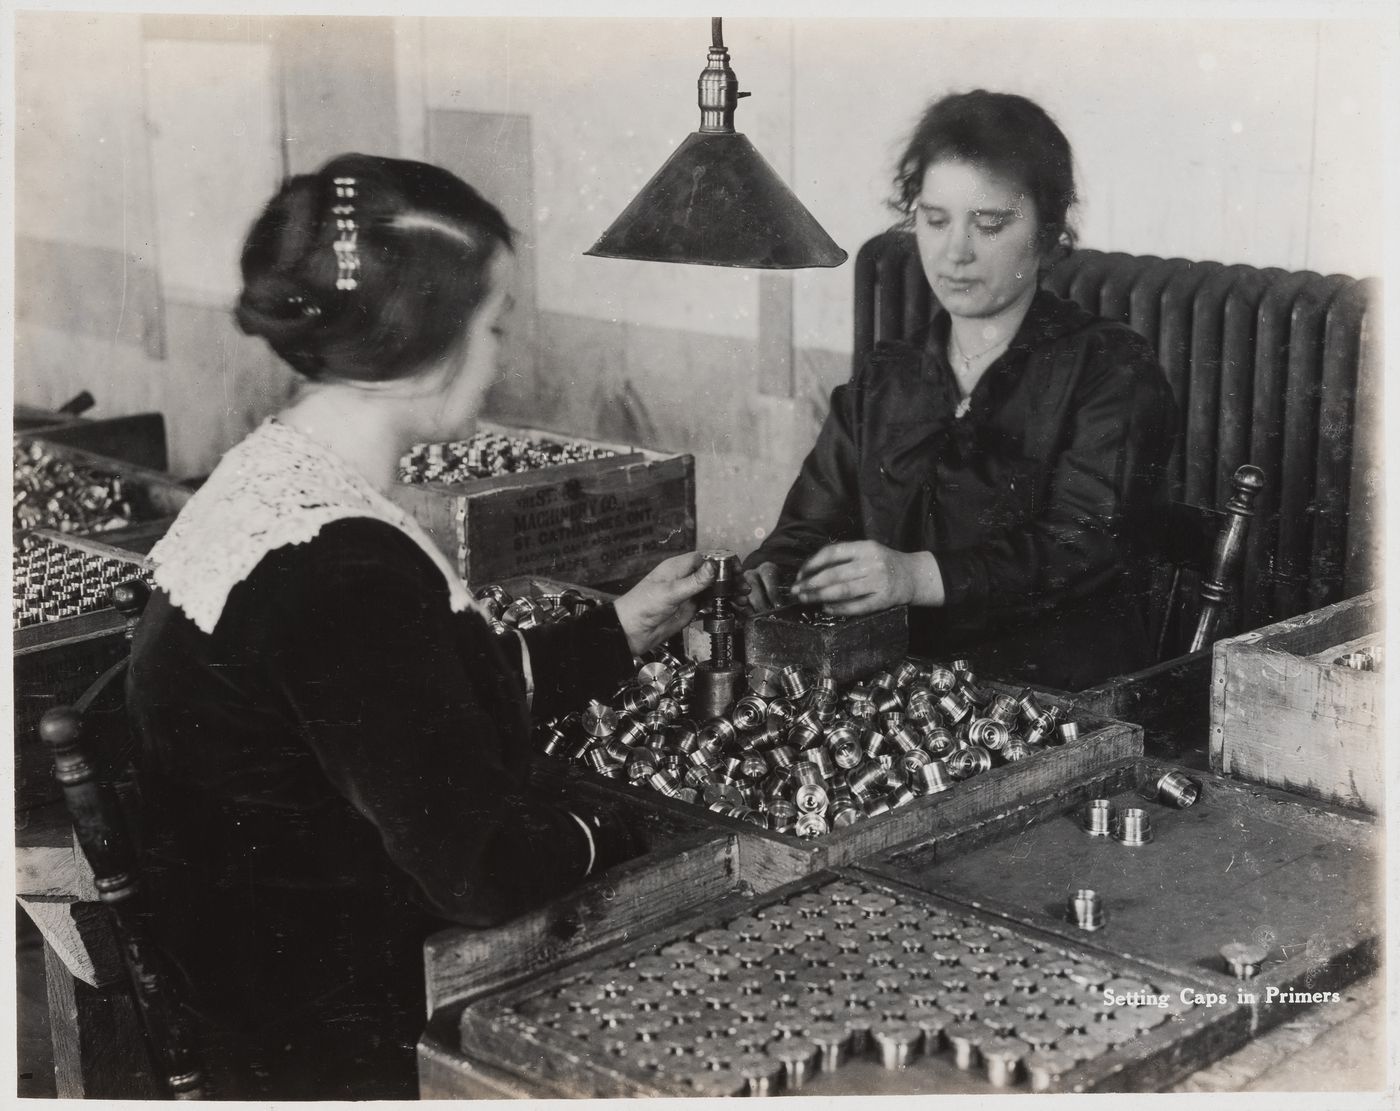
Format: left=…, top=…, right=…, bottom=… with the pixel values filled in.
left=331, top=176, right=360, bottom=291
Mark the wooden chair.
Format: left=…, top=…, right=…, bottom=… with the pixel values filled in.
left=1151, top=464, right=1266, bottom=660
left=39, top=580, right=209, bottom=1099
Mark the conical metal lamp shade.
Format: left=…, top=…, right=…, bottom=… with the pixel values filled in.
left=587, top=130, right=847, bottom=268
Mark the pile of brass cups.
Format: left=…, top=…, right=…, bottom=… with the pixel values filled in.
left=530, top=641, right=1084, bottom=839
left=399, top=431, right=616, bottom=484
left=12, top=440, right=137, bottom=538
left=11, top=533, right=153, bottom=631
left=514, top=878, right=1192, bottom=1095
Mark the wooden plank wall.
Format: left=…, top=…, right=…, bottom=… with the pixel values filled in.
left=13, top=14, right=401, bottom=482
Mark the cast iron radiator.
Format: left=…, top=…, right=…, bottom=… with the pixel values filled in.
left=852, top=230, right=1381, bottom=631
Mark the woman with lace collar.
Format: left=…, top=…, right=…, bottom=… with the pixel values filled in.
left=128, top=154, right=712, bottom=1099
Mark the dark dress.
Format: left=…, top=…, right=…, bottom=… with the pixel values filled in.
left=127, top=518, right=637, bottom=1099
left=746, top=289, right=1177, bottom=691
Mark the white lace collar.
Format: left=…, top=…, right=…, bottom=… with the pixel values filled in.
left=150, top=418, right=484, bottom=634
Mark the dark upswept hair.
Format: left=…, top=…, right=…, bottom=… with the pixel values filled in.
left=891, top=90, right=1078, bottom=266
left=235, top=153, right=513, bottom=382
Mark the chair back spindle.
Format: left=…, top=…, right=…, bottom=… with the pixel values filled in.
left=41, top=579, right=208, bottom=1099
left=1189, top=466, right=1265, bottom=653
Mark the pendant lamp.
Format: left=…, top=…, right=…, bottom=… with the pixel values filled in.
left=586, top=18, right=847, bottom=269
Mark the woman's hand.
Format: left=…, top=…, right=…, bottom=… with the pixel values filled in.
left=737, top=561, right=784, bottom=615
left=613, top=552, right=716, bottom=656
left=793, top=541, right=946, bottom=615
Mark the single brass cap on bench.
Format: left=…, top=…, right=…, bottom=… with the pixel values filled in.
left=1220, top=941, right=1268, bottom=979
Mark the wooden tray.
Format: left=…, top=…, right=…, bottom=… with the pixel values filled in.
left=541, top=689, right=1142, bottom=886
left=389, top=421, right=696, bottom=590
left=16, top=411, right=169, bottom=471
left=1210, top=591, right=1381, bottom=811
left=451, top=868, right=1247, bottom=1096
left=862, top=757, right=1380, bottom=1035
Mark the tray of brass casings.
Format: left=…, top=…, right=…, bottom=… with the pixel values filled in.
left=457, top=870, right=1230, bottom=1097
left=528, top=643, right=1103, bottom=841
left=482, top=582, right=1140, bottom=873
left=13, top=439, right=140, bottom=539
left=12, top=531, right=154, bottom=632
left=12, top=437, right=191, bottom=561
left=399, top=431, right=617, bottom=484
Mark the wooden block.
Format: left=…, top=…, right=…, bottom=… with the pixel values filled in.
left=1210, top=592, right=1381, bottom=810
left=16, top=809, right=98, bottom=901
left=19, top=898, right=124, bottom=989
left=389, top=424, right=696, bottom=589
left=744, top=604, right=909, bottom=684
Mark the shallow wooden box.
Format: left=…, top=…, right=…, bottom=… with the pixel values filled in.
left=861, top=756, right=1380, bottom=1040
left=542, top=688, right=1142, bottom=886
left=389, top=421, right=696, bottom=590
left=1209, top=591, right=1381, bottom=811
left=745, top=604, right=909, bottom=686
left=13, top=532, right=154, bottom=821
left=447, top=867, right=1247, bottom=1097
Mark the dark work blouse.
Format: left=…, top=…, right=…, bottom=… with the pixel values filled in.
left=127, top=518, right=636, bottom=1098
left=746, top=289, right=1177, bottom=690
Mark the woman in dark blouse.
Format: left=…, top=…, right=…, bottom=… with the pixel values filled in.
left=744, top=91, right=1176, bottom=691
left=127, top=153, right=713, bottom=1099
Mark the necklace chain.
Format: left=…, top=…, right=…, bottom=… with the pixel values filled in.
left=950, top=329, right=1009, bottom=371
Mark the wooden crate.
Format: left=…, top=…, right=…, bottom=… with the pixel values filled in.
left=13, top=533, right=154, bottom=819
left=1210, top=591, right=1381, bottom=810
left=539, top=688, right=1142, bottom=887
left=863, top=756, right=1380, bottom=1039
left=389, top=422, right=696, bottom=589
left=448, top=868, right=1248, bottom=1096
